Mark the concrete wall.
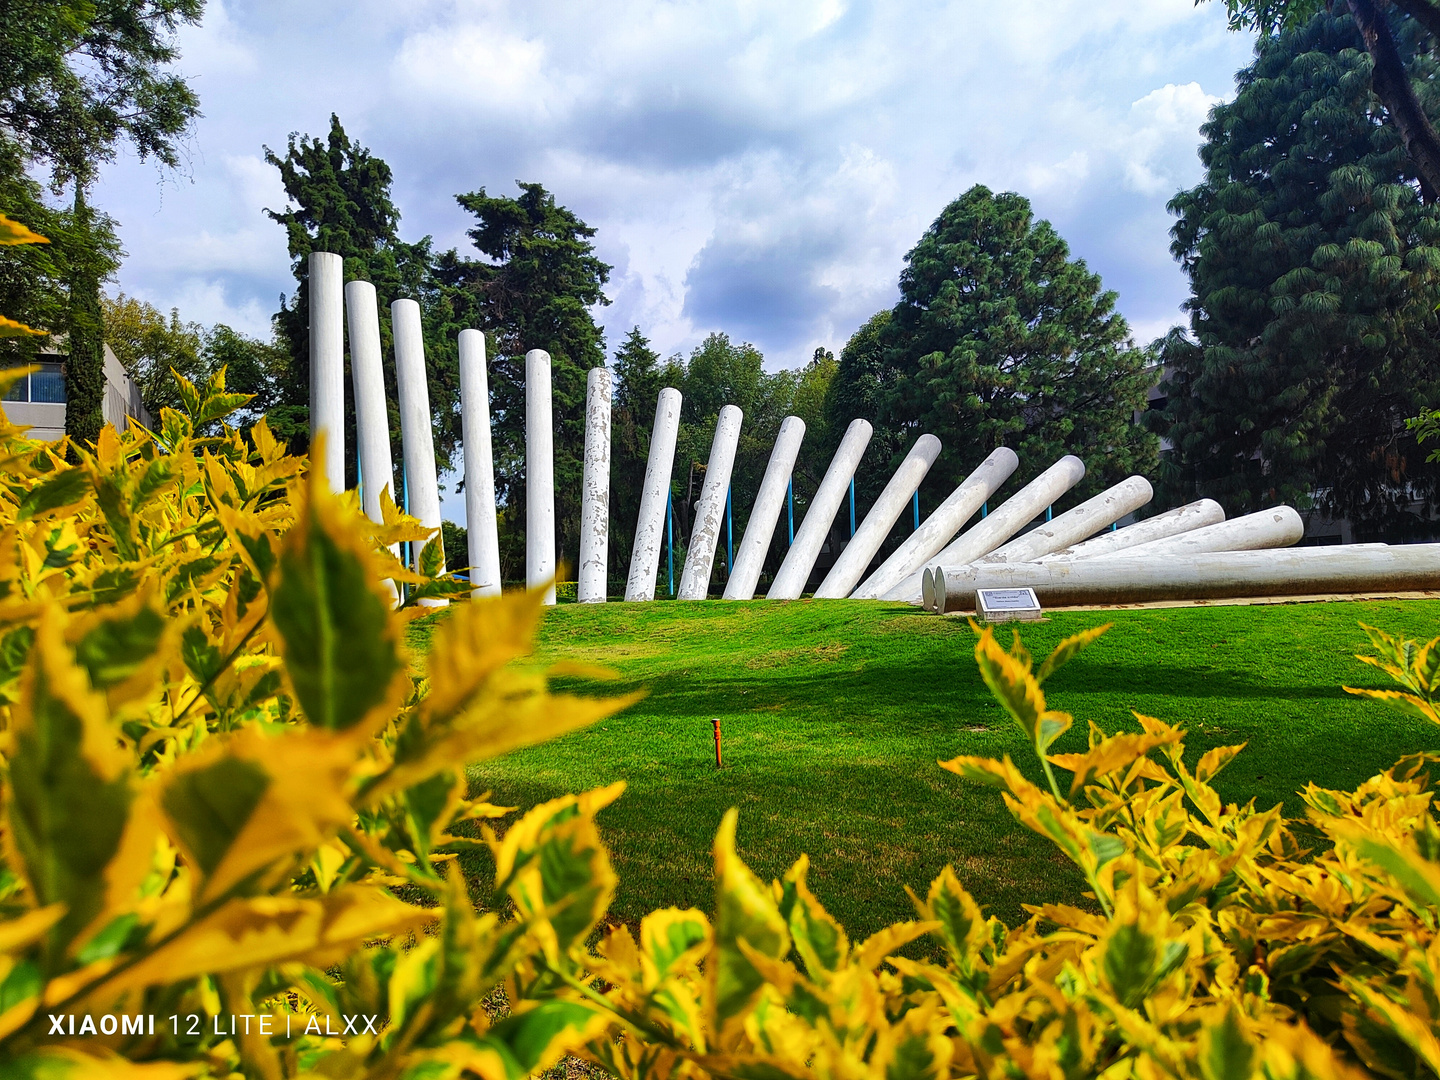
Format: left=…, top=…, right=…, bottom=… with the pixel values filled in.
left=1, top=346, right=151, bottom=441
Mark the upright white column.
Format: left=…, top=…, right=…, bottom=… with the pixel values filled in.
left=979, top=476, right=1153, bottom=564
left=525, top=349, right=556, bottom=605
left=723, top=416, right=805, bottom=600
left=459, top=329, right=501, bottom=597
left=813, top=433, right=941, bottom=599
left=883, top=455, right=1085, bottom=603
left=768, top=418, right=873, bottom=600
left=678, top=405, right=743, bottom=600
left=578, top=366, right=613, bottom=604
left=392, top=299, right=446, bottom=607
left=625, top=387, right=683, bottom=602
left=852, top=447, right=1018, bottom=600
left=1041, top=499, right=1224, bottom=561
left=345, top=281, right=394, bottom=522
left=1111, top=506, right=1304, bottom=559
left=930, top=542, right=1424, bottom=613
left=309, top=252, right=345, bottom=493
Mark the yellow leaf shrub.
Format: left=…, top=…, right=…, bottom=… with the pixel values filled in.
left=0, top=365, right=1437, bottom=1079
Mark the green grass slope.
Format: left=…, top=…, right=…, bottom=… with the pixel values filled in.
left=418, top=597, right=1440, bottom=938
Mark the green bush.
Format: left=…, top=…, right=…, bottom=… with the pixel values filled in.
left=1, top=368, right=1438, bottom=1079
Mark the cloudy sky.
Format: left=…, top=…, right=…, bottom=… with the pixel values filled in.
left=93, top=0, right=1257, bottom=377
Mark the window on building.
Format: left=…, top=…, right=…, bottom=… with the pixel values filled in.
left=3, top=360, right=65, bottom=403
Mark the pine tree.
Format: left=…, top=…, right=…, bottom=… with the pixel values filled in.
left=436, top=183, right=611, bottom=579
left=265, top=115, right=458, bottom=487
left=1159, top=9, right=1440, bottom=536
left=860, top=186, right=1155, bottom=503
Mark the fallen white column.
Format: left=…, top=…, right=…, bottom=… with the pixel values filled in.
left=345, top=281, right=394, bottom=524
left=525, top=349, right=556, bottom=605
left=851, top=447, right=1018, bottom=600
left=1041, top=499, right=1224, bottom=562
left=768, top=418, right=873, bottom=599
left=459, top=329, right=501, bottom=597
left=309, top=252, right=345, bottom=493
left=929, top=543, right=1426, bottom=613
left=678, top=404, right=744, bottom=600
left=1114, top=506, right=1304, bottom=559
left=886, top=455, right=1086, bottom=604
left=723, top=415, right=805, bottom=600
left=814, top=433, right=941, bottom=598
left=392, top=298, right=446, bottom=607
left=979, top=475, right=1153, bottom=564
left=577, top=366, right=613, bottom=604
left=625, top=387, right=683, bottom=602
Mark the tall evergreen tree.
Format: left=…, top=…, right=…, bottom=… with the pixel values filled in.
left=1159, top=9, right=1440, bottom=536
left=436, top=182, right=611, bottom=578
left=265, top=115, right=458, bottom=484
left=853, top=186, right=1155, bottom=503
left=63, top=189, right=108, bottom=446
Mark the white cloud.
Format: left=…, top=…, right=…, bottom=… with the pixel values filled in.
left=1121, top=82, right=1226, bottom=195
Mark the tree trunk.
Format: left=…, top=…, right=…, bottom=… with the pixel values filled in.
left=1348, top=0, right=1440, bottom=202
left=63, top=185, right=106, bottom=453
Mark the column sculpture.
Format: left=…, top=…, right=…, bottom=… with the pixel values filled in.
left=1040, top=499, right=1224, bottom=561
left=1112, top=506, right=1304, bottom=559
left=345, top=281, right=394, bottom=525
left=723, top=416, right=805, bottom=600
left=852, top=447, right=1018, bottom=600
left=625, top=387, right=683, bottom=601
left=392, top=299, right=446, bottom=606
left=578, top=366, right=613, bottom=603
left=525, top=349, right=556, bottom=605
left=768, top=418, right=873, bottom=599
left=814, top=433, right=941, bottom=598
left=458, top=329, right=501, bottom=596
left=309, top=252, right=345, bottom=493
left=678, top=404, right=744, bottom=600
left=977, top=476, right=1153, bottom=564
left=887, top=455, right=1086, bottom=604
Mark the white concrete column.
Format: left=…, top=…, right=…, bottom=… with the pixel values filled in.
left=525, top=349, right=556, bottom=605
left=930, top=542, right=1421, bottom=613
left=625, top=387, right=683, bottom=602
left=768, top=418, right=873, bottom=600
left=459, top=329, right=501, bottom=597
left=345, top=281, right=394, bottom=523
left=723, top=416, right=805, bottom=600
left=852, top=447, right=1018, bottom=600
left=980, top=476, right=1153, bottom=564
left=814, top=434, right=941, bottom=598
left=1041, top=499, right=1225, bottom=562
left=1115, top=506, right=1304, bottom=559
left=883, top=455, right=1086, bottom=603
left=678, top=405, right=744, bottom=600
left=392, top=299, right=446, bottom=607
left=309, top=252, right=345, bottom=493
left=578, top=366, right=613, bottom=604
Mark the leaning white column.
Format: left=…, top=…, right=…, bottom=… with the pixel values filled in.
left=930, top=542, right=1422, bottom=613
left=723, top=415, right=805, bottom=600
left=1113, top=506, right=1304, bottom=559
left=884, top=454, right=1086, bottom=603
left=852, top=447, right=1018, bottom=600
left=814, top=433, right=941, bottom=598
left=525, top=349, right=556, bottom=605
left=392, top=299, right=446, bottom=607
left=345, top=281, right=394, bottom=524
left=979, top=476, right=1153, bottom=564
left=578, top=366, right=613, bottom=603
left=459, top=329, right=501, bottom=597
left=768, top=418, right=873, bottom=600
left=1040, top=499, right=1224, bottom=561
left=625, top=387, right=683, bottom=602
left=309, top=251, right=345, bottom=493
left=678, top=405, right=743, bottom=600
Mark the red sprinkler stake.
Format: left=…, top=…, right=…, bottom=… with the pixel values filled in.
left=712, top=718, right=723, bottom=768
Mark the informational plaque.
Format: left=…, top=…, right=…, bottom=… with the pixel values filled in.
left=976, top=587, right=1043, bottom=623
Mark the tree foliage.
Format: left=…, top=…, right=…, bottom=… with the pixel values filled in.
left=836, top=186, right=1156, bottom=511
left=1157, top=10, right=1440, bottom=536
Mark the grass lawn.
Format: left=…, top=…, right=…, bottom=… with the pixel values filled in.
left=413, top=597, right=1440, bottom=939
